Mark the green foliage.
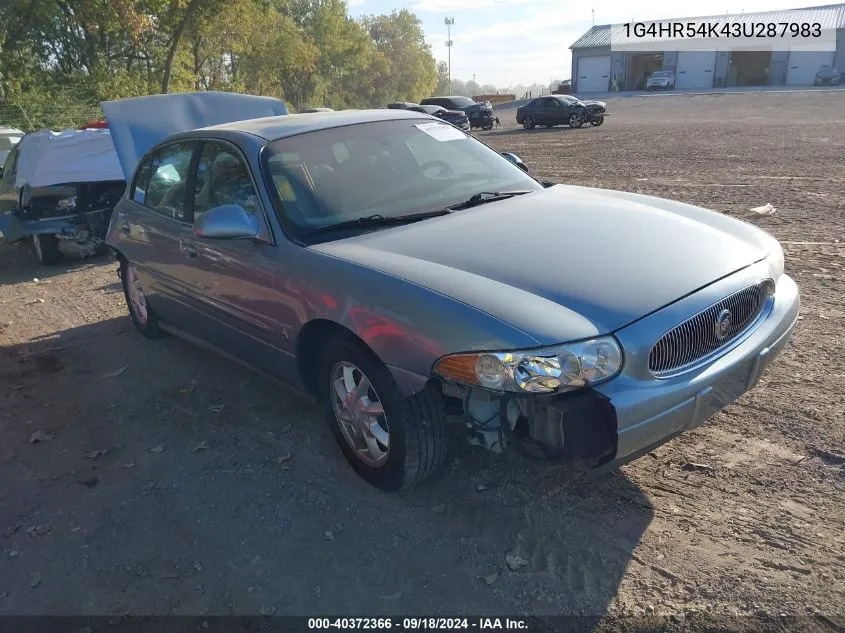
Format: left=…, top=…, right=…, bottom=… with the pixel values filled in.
left=0, top=0, right=441, bottom=128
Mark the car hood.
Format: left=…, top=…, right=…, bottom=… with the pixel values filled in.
left=311, top=185, right=776, bottom=343
left=464, top=102, right=492, bottom=112
left=579, top=100, right=606, bottom=109
left=101, top=91, right=289, bottom=180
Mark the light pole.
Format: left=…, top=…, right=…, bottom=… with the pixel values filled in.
left=445, top=17, right=454, bottom=89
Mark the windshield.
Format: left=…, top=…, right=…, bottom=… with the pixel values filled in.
left=556, top=96, right=580, bottom=106
left=0, top=135, right=22, bottom=151
left=443, top=97, right=475, bottom=108
left=261, top=118, right=542, bottom=241
left=652, top=70, right=672, bottom=78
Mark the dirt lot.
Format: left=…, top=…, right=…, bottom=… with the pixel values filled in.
left=1, top=91, right=843, bottom=629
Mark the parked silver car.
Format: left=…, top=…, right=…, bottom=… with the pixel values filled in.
left=103, top=92, right=799, bottom=492
left=646, top=69, right=676, bottom=91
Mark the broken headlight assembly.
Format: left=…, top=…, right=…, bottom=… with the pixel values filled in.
left=433, top=336, right=623, bottom=395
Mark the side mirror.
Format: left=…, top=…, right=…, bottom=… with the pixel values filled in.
left=193, top=203, right=259, bottom=240
left=540, top=181, right=555, bottom=188
left=500, top=152, right=528, bottom=173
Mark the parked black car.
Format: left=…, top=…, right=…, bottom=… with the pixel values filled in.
left=814, top=65, right=840, bottom=86
left=420, top=96, right=497, bottom=130
left=516, top=95, right=607, bottom=130
left=407, top=104, right=470, bottom=131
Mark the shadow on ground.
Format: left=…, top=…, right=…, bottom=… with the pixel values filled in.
left=0, top=239, right=112, bottom=286
left=2, top=317, right=654, bottom=618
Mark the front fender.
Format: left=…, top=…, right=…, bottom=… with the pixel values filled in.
left=292, top=248, right=542, bottom=396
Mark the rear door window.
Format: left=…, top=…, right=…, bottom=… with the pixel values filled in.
left=131, top=142, right=196, bottom=222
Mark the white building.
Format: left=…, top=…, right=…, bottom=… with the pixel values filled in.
left=569, top=3, right=845, bottom=92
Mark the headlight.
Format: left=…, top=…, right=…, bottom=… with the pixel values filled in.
left=766, top=241, right=784, bottom=280
left=433, top=336, right=623, bottom=394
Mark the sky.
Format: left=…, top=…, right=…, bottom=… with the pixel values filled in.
left=347, top=0, right=823, bottom=87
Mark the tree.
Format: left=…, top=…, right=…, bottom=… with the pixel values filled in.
left=435, top=61, right=449, bottom=95
left=0, top=0, right=443, bottom=125
left=361, top=9, right=436, bottom=102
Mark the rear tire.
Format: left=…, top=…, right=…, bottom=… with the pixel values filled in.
left=319, top=333, right=448, bottom=492
left=32, top=234, right=61, bottom=265
left=120, top=258, right=166, bottom=339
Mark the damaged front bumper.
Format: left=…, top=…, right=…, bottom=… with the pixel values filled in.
left=440, top=270, right=800, bottom=472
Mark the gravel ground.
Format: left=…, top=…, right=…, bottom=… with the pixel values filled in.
left=0, top=91, right=843, bottom=630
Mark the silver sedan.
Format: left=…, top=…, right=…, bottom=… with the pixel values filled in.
left=103, top=93, right=799, bottom=492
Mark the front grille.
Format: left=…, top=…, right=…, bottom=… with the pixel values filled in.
left=648, top=280, right=774, bottom=376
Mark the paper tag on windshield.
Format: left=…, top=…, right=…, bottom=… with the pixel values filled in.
left=415, top=122, right=466, bottom=141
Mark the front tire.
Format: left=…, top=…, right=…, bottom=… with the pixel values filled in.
left=120, top=258, right=166, bottom=339
left=32, top=233, right=60, bottom=265
left=568, top=112, right=584, bottom=128
left=319, top=334, right=448, bottom=492
left=591, top=116, right=604, bottom=127
left=522, top=115, right=535, bottom=130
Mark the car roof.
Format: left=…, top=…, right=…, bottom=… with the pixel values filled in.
left=191, top=108, right=432, bottom=141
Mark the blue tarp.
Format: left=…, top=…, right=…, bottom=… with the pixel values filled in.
left=101, top=91, right=289, bottom=181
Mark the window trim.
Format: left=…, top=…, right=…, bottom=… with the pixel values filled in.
left=129, top=139, right=199, bottom=225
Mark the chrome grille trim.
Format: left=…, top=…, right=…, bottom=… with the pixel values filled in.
left=648, top=280, right=775, bottom=378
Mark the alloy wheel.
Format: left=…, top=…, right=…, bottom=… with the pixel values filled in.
left=329, top=361, right=390, bottom=467
left=126, top=263, right=149, bottom=325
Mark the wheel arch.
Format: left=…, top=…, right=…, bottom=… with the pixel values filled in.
left=295, top=320, right=367, bottom=395
left=295, top=318, right=434, bottom=400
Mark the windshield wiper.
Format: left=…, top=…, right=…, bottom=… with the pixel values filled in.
left=447, top=190, right=534, bottom=211
left=305, top=209, right=452, bottom=237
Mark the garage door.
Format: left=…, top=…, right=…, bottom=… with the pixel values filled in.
left=786, top=48, right=835, bottom=85
left=576, top=55, right=611, bottom=93
left=676, top=50, right=716, bottom=89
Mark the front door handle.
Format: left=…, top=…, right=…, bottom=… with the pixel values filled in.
left=118, top=220, right=131, bottom=235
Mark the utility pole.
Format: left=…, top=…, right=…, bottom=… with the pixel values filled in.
left=592, top=8, right=595, bottom=25
left=445, top=17, right=455, bottom=89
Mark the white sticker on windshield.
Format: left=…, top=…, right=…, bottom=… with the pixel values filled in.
left=415, top=122, right=466, bottom=141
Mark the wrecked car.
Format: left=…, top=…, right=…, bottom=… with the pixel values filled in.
left=104, top=91, right=799, bottom=492
left=0, top=128, right=126, bottom=264
left=407, top=104, right=471, bottom=132
left=0, top=126, right=24, bottom=167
